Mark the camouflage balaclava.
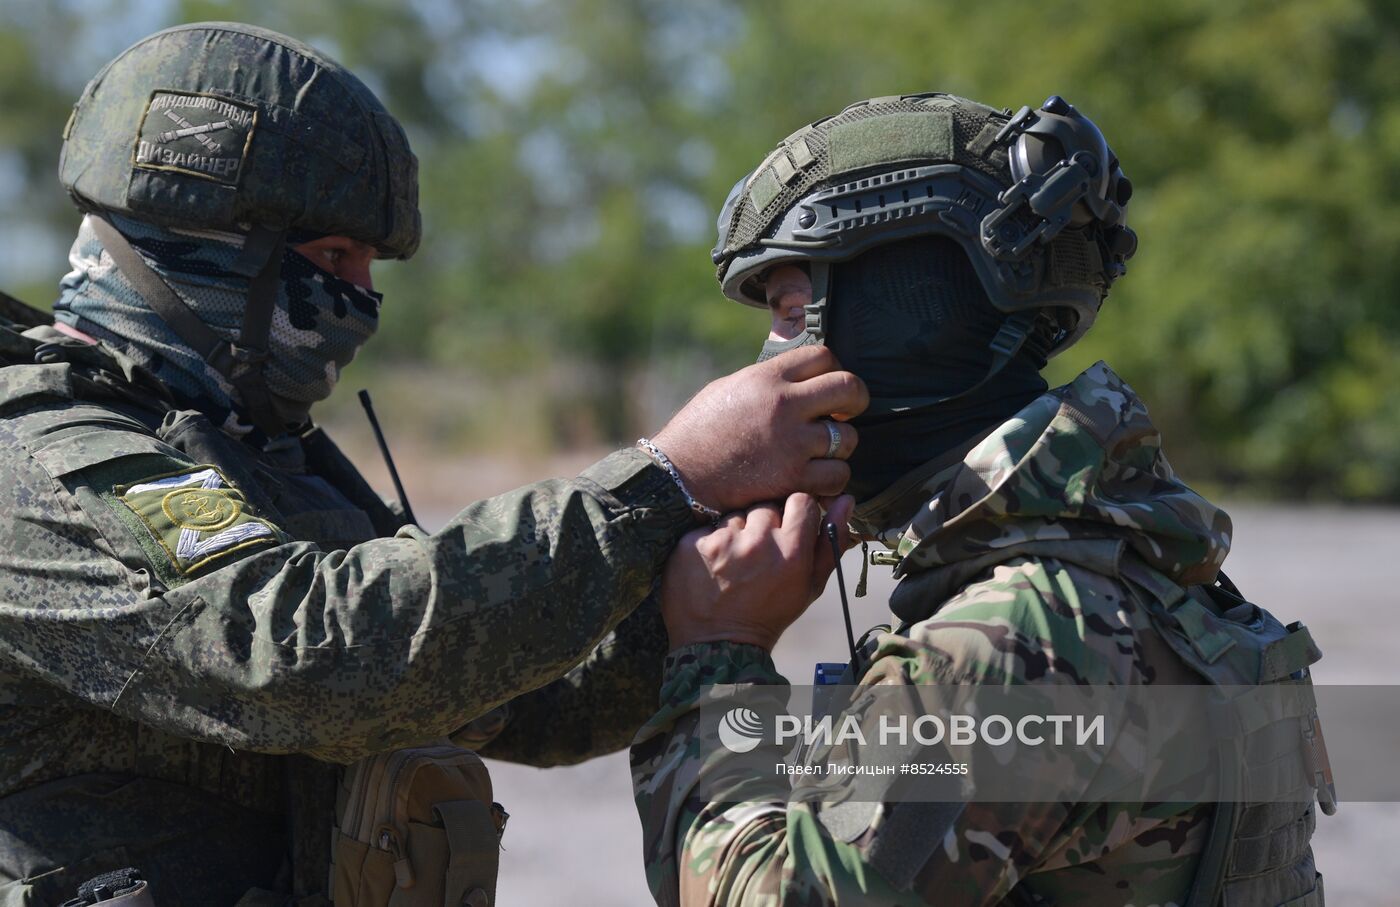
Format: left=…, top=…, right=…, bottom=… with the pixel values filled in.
left=55, top=213, right=380, bottom=435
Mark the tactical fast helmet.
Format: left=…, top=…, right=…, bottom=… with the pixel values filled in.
left=714, top=93, right=1137, bottom=417
left=56, top=23, right=420, bottom=434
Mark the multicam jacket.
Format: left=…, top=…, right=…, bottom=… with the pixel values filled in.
left=0, top=303, right=687, bottom=906
left=632, top=362, right=1325, bottom=906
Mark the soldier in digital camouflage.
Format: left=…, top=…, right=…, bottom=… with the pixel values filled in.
left=0, top=23, right=871, bottom=906
left=632, top=93, right=1331, bottom=905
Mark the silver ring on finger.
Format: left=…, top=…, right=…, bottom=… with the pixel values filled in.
left=823, top=420, right=842, bottom=459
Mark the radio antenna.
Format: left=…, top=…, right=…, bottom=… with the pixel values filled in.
left=358, top=389, right=418, bottom=527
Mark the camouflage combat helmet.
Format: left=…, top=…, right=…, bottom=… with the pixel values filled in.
left=60, top=21, right=419, bottom=259
left=56, top=22, right=420, bottom=436
left=713, top=93, right=1137, bottom=416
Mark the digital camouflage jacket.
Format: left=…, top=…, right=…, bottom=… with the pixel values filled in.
left=0, top=304, right=686, bottom=906
left=632, top=362, right=1324, bottom=906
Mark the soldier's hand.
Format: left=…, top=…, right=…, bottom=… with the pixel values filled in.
left=650, top=346, right=867, bottom=514
left=660, top=494, right=855, bottom=651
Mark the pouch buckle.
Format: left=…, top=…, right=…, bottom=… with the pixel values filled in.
left=1302, top=708, right=1338, bottom=815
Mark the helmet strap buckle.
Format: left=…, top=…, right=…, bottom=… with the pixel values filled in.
left=207, top=341, right=270, bottom=378
left=803, top=260, right=831, bottom=342
left=988, top=313, right=1032, bottom=359
left=755, top=260, right=831, bottom=364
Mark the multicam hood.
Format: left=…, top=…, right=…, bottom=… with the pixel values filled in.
left=855, top=361, right=1231, bottom=594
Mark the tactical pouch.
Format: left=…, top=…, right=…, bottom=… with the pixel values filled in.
left=330, top=744, right=507, bottom=907
left=1120, top=562, right=1331, bottom=907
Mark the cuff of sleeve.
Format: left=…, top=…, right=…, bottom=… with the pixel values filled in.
left=633, top=642, right=787, bottom=748
left=582, top=447, right=696, bottom=541
left=659, top=641, right=786, bottom=704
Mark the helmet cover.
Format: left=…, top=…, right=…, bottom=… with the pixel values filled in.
left=60, top=22, right=420, bottom=258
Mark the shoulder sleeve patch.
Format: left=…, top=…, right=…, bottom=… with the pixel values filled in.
left=112, top=464, right=284, bottom=583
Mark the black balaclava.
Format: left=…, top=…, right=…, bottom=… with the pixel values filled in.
left=825, top=235, right=1050, bottom=502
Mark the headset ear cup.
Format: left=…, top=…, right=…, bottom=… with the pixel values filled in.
left=1115, top=175, right=1134, bottom=207
left=1108, top=226, right=1138, bottom=262
left=1012, top=133, right=1066, bottom=181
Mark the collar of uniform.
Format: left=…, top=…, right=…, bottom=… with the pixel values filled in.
left=21, top=323, right=177, bottom=410
left=849, top=426, right=996, bottom=546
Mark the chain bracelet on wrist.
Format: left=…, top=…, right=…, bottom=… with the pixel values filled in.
left=635, top=437, right=722, bottom=524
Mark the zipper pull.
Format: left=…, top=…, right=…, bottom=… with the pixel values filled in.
left=855, top=540, right=870, bottom=598
left=380, top=828, right=415, bottom=889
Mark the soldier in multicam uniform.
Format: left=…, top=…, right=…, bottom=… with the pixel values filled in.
left=0, top=23, right=869, bottom=906
left=633, top=93, right=1332, bottom=905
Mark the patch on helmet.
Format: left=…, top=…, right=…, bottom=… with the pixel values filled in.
left=133, top=91, right=256, bottom=185
left=115, top=465, right=281, bottom=578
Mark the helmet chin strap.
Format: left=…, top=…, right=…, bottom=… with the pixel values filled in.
left=755, top=256, right=1036, bottom=421
left=855, top=310, right=1036, bottom=424
left=756, top=260, right=831, bottom=363
left=89, top=214, right=291, bottom=436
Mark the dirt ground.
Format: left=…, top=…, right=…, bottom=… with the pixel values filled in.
left=340, top=434, right=1399, bottom=905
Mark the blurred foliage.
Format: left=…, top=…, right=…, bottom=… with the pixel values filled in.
left=3, top=0, right=1400, bottom=498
